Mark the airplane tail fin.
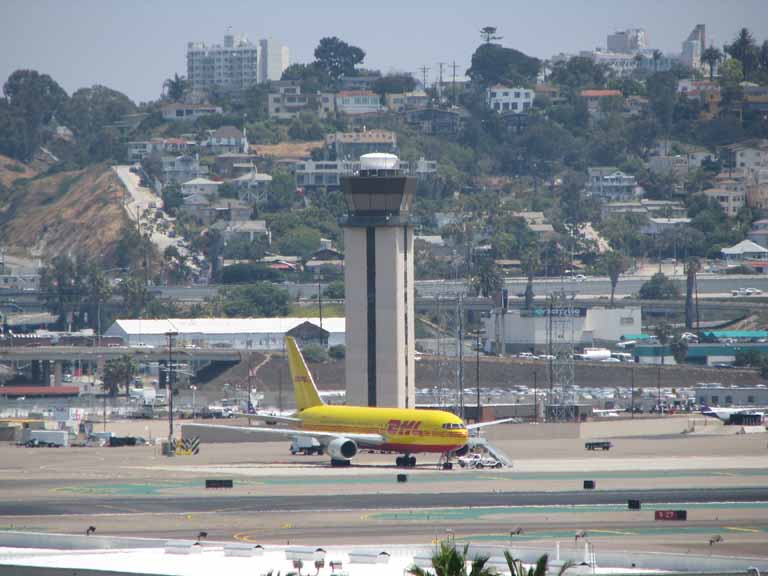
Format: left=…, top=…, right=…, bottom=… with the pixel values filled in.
left=286, top=337, right=324, bottom=411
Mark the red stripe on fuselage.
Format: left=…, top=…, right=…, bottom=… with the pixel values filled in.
left=361, top=442, right=466, bottom=454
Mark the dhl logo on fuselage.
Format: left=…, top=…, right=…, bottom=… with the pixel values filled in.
left=386, top=419, right=422, bottom=435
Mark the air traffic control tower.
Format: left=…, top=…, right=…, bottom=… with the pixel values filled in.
left=341, top=153, right=416, bottom=408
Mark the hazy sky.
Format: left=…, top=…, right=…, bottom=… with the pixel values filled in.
left=2, top=0, right=768, bottom=103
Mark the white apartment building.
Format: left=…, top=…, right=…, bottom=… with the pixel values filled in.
left=259, top=38, right=290, bottom=83
left=607, top=28, right=648, bottom=53
left=267, top=82, right=335, bottom=120
left=486, top=85, right=534, bottom=113
left=187, top=34, right=288, bottom=94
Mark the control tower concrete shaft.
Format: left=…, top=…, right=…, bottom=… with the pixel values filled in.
left=341, top=154, right=416, bottom=408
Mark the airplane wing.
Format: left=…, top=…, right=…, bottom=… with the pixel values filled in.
left=183, top=423, right=387, bottom=446
left=466, top=417, right=521, bottom=430
left=230, top=412, right=303, bottom=425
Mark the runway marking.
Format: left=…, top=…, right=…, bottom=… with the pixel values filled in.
left=280, top=523, right=293, bottom=529
left=360, top=514, right=370, bottom=521
left=589, top=529, right=636, bottom=536
left=724, top=526, right=761, bottom=533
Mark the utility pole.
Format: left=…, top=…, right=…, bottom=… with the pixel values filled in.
left=165, top=330, right=178, bottom=444
left=437, top=62, right=446, bottom=103
left=450, top=61, right=459, bottom=106
left=630, top=366, right=635, bottom=419
left=456, top=294, right=464, bottom=420
left=475, top=329, right=481, bottom=422
left=533, top=370, right=538, bottom=423
left=418, top=66, right=430, bottom=92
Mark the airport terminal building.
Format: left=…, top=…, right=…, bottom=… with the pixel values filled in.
left=104, top=318, right=345, bottom=350
left=483, top=306, right=641, bottom=354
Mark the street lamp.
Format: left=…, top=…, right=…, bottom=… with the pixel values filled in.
left=315, top=271, right=323, bottom=329
left=165, top=330, right=178, bottom=443
left=190, top=385, right=197, bottom=418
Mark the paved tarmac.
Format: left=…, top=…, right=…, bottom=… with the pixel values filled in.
left=2, top=487, right=768, bottom=517
left=1, top=418, right=766, bottom=557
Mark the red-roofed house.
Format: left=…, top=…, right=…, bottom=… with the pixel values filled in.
left=580, top=89, right=623, bottom=115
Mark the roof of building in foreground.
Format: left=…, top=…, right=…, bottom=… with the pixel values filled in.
left=106, top=317, right=345, bottom=336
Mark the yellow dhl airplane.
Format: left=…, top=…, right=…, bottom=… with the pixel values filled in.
left=187, top=337, right=514, bottom=467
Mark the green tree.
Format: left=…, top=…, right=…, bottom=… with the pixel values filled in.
left=466, top=43, right=540, bottom=87
left=549, top=57, right=607, bottom=94
left=600, top=251, right=629, bottom=307
left=163, top=74, right=188, bottom=102
left=276, top=226, right=321, bottom=259
left=102, top=355, right=136, bottom=398
left=266, top=169, right=296, bottom=211
left=301, top=344, right=329, bottom=364
left=314, top=37, right=366, bottom=81
left=639, top=272, right=680, bottom=300
left=1, top=69, right=69, bottom=161
left=474, top=260, right=503, bottom=298
left=654, top=321, right=673, bottom=366
left=701, top=46, right=723, bottom=81
left=281, top=62, right=331, bottom=92
left=220, top=283, right=290, bottom=317
left=372, top=73, right=417, bottom=96
left=504, top=552, right=573, bottom=576
left=161, top=183, right=184, bottom=214
left=328, top=344, right=346, bottom=359
left=725, top=28, right=759, bottom=80
left=670, top=333, right=689, bottom=365
left=324, top=280, right=345, bottom=299
left=407, top=542, right=496, bottom=576
left=119, top=276, right=148, bottom=317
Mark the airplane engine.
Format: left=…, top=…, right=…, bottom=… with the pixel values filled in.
left=452, top=444, right=469, bottom=457
left=327, top=437, right=358, bottom=460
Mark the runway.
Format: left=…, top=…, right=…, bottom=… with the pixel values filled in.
left=3, top=486, right=768, bottom=517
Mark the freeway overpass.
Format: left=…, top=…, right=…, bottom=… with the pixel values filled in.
left=147, top=274, right=768, bottom=302
left=0, top=346, right=242, bottom=363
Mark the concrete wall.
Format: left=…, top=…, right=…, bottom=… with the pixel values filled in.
left=484, top=306, right=641, bottom=352
left=344, top=227, right=367, bottom=407
left=345, top=226, right=415, bottom=409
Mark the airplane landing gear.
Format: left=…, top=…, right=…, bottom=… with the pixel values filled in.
left=396, top=455, right=416, bottom=468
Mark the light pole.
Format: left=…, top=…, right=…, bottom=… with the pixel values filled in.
left=165, top=330, right=178, bottom=443
left=190, top=385, right=197, bottom=418
left=475, top=329, right=481, bottom=422
left=315, top=271, right=323, bottom=329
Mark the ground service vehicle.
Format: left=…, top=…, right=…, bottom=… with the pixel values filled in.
left=290, top=436, right=323, bottom=455
left=458, top=453, right=502, bottom=468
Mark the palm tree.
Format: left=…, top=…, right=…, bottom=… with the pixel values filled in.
left=701, top=46, right=723, bottom=81
left=504, top=552, right=574, bottom=576
left=102, top=355, right=137, bottom=398
left=600, top=251, right=629, bottom=308
left=407, top=542, right=496, bottom=576
left=521, top=247, right=540, bottom=310
left=652, top=50, right=662, bottom=72
left=163, top=74, right=188, bottom=102
left=684, top=257, right=700, bottom=330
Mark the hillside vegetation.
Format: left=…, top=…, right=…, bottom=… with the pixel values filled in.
left=0, top=162, right=129, bottom=262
